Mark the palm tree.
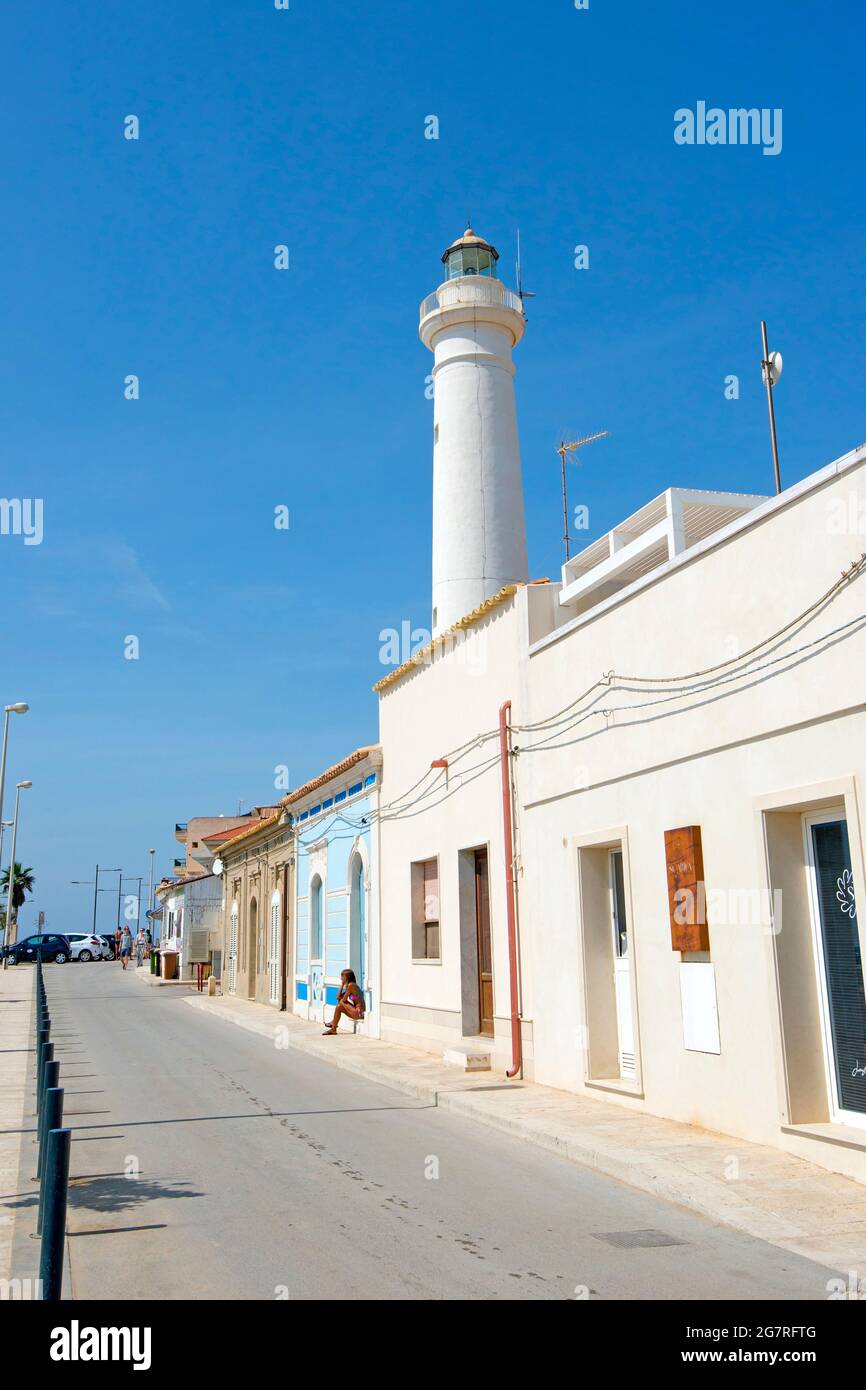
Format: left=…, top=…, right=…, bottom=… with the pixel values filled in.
left=1, top=863, right=35, bottom=917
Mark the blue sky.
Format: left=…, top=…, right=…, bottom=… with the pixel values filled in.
left=3, top=0, right=864, bottom=931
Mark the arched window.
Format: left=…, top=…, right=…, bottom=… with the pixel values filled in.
left=310, top=875, right=323, bottom=961
left=349, top=852, right=366, bottom=989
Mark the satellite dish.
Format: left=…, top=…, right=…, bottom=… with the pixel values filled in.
left=212, top=857, right=223, bottom=877
left=764, top=350, right=783, bottom=386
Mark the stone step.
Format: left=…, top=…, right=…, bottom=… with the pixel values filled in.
left=442, top=1043, right=492, bottom=1072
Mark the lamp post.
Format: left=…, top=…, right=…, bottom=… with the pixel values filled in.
left=0, top=703, right=29, bottom=873
left=130, top=877, right=144, bottom=936
left=148, top=849, right=156, bottom=942
left=5, top=780, right=32, bottom=949
left=116, top=874, right=142, bottom=933
left=71, top=868, right=121, bottom=936
left=760, top=320, right=783, bottom=495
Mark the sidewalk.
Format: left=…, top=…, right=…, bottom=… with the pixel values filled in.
left=0, top=964, right=34, bottom=1283
left=184, top=988, right=866, bottom=1275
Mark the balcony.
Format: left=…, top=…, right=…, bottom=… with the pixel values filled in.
left=559, top=487, right=768, bottom=615
left=419, top=277, right=523, bottom=323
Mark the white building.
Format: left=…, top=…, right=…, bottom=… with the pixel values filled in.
left=374, top=225, right=866, bottom=1182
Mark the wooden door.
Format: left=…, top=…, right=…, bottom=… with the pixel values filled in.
left=474, top=849, right=494, bottom=1037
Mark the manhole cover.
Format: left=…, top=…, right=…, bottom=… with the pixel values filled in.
left=593, top=1229, right=686, bottom=1249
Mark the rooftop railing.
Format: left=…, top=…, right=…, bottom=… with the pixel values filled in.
left=420, top=277, right=523, bottom=322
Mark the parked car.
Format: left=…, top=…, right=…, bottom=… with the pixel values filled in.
left=98, top=933, right=118, bottom=957
left=1, top=933, right=71, bottom=965
left=65, top=932, right=114, bottom=962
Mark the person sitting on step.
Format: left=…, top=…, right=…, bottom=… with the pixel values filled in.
left=323, top=969, right=365, bottom=1035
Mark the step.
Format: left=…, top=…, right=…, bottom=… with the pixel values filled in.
left=442, top=1043, right=492, bottom=1072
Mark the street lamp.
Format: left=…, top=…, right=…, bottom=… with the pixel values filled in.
left=71, top=866, right=121, bottom=935
left=0, top=703, right=29, bottom=872
left=148, top=848, right=156, bottom=942
left=4, top=779, right=32, bottom=949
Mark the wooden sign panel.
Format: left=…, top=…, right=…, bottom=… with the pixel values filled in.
left=664, top=825, right=710, bottom=953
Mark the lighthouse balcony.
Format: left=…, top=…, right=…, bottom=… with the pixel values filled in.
left=419, top=277, right=523, bottom=323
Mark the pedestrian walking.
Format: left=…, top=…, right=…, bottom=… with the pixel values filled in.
left=120, top=925, right=133, bottom=970
left=114, top=926, right=122, bottom=961
left=135, top=927, right=146, bottom=967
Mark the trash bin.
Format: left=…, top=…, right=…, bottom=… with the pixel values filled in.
left=150, top=949, right=158, bottom=975
left=161, top=951, right=178, bottom=981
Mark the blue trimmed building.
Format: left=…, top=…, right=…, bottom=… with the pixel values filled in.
left=292, top=746, right=382, bottom=1036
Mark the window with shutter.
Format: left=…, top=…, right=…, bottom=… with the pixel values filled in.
left=411, top=858, right=440, bottom=960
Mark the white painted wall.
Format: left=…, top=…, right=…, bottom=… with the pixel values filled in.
left=377, top=597, right=532, bottom=1070
left=376, top=444, right=866, bottom=1179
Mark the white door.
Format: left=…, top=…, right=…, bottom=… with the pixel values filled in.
left=805, top=812, right=866, bottom=1127
left=268, top=896, right=281, bottom=1006
left=310, top=964, right=325, bottom=1021
left=228, top=906, right=238, bottom=995
left=610, top=850, right=636, bottom=1079
left=309, top=876, right=325, bottom=1022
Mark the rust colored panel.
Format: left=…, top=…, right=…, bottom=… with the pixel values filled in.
left=664, top=825, right=710, bottom=953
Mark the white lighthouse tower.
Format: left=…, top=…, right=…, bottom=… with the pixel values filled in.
left=420, top=227, right=529, bottom=636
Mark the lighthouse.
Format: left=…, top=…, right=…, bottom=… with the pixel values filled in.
left=419, top=227, right=529, bottom=637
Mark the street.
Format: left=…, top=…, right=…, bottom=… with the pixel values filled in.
left=31, top=963, right=834, bottom=1301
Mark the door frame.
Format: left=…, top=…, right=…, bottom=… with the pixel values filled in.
left=803, top=808, right=866, bottom=1129
left=474, top=847, right=494, bottom=1038
left=609, top=848, right=636, bottom=1080
left=574, top=828, right=643, bottom=1091
left=309, top=874, right=325, bottom=1022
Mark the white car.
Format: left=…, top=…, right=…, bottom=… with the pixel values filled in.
left=65, top=933, right=114, bottom=962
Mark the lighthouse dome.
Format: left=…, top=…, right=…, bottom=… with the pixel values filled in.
left=441, top=226, right=499, bottom=280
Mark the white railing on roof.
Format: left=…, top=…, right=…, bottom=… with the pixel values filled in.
left=420, top=278, right=523, bottom=322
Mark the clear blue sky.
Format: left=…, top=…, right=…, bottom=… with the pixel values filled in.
left=3, top=0, right=864, bottom=932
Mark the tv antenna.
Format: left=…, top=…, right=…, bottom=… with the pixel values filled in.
left=556, top=431, right=609, bottom=561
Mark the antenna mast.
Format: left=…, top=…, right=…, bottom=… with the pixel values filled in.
left=556, top=431, right=609, bottom=561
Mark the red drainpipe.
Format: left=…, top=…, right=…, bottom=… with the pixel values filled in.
left=499, top=700, right=522, bottom=1079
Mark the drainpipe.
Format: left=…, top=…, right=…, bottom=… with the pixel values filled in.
left=281, top=858, right=290, bottom=1012
left=499, top=700, right=522, bottom=1079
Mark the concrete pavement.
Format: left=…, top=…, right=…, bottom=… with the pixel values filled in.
left=2, top=961, right=847, bottom=1299
left=0, top=962, right=33, bottom=1284
left=185, top=984, right=866, bottom=1275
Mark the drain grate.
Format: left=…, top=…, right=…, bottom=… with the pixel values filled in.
left=593, top=1229, right=687, bottom=1249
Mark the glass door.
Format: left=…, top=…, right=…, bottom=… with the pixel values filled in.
left=805, top=813, right=866, bottom=1125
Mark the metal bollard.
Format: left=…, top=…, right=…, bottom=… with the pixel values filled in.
left=37, top=1041, right=54, bottom=1120
left=37, top=1090, right=65, bottom=1231
left=37, top=1061, right=61, bottom=1179
left=39, top=1126, right=70, bottom=1299
left=36, top=1027, right=49, bottom=1086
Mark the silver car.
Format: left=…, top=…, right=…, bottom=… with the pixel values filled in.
left=65, top=932, right=114, bottom=962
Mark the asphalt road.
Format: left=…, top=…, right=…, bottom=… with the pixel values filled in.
left=36, top=962, right=834, bottom=1301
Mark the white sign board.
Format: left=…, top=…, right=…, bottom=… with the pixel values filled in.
left=679, top=962, right=721, bottom=1054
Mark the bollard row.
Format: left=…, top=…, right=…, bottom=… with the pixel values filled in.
left=33, top=959, right=70, bottom=1301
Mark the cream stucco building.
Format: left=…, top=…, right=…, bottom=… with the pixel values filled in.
left=372, top=226, right=866, bottom=1182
